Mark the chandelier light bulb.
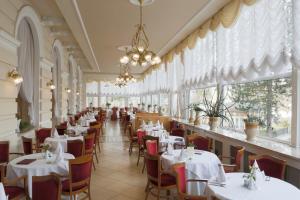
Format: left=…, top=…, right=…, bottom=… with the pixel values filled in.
left=132, top=53, right=140, bottom=61
left=120, top=56, right=129, bottom=64
left=145, top=54, right=152, bottom=62
left=150, top=60, right=156, bottom=65
left=153, top=56, right=161, bottom=64
left=14, top=77, right=23, bottom=84
left=138, top=46, right=144, bottom=52
left=131, top=60, right=138, bottom=66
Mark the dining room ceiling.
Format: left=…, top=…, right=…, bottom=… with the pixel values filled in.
left=55, top=0, right=230, bottom=79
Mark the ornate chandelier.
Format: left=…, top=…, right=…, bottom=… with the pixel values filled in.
left=120, top=0, right=161, bottom=67
left=115, top=65, right=136, bottom=87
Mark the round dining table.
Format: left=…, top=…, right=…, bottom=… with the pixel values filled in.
left=161, top=149, right=225, bottom=195
left=44, top=135, right=84, bottom=152
left=67, top=125, right=89, bottom=135
left=207, top=172, right=300, bottom=200
left=7, top=153, right=74, bottom=198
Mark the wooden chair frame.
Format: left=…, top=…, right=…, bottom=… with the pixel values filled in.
left=57, top=155, right=93, bottom=200
left=144, top=153, right=176, bottom=200
left=219, top=146, right=245, bottom=173
left=84, top=133, right=96, bottom=170
left=172, top=163, right=208, bottom=200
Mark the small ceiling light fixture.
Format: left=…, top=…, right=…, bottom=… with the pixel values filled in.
left=7, top=69, right=23, bottom=84
left=65, top=88, right=71, bottom=93
left=47, top=80, right=55, bottom=90
left=120, top=0, right=161, bottom=67
left=76, top=91, right=80, bottom=95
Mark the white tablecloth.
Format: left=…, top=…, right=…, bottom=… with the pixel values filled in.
left=0, top=183, right=7, bottom=200
left=161, top=149, right=224, bottom=195
left=207, top=173, right=300, bottom=200
left=7, top=153, right=74, bottom=198
left=45, top=135, right=84, bottom=152
left=67, top=126, right=89, bottom=135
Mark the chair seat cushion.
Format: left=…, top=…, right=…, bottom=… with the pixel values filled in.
left=151, top=173, right=176, bottom=187
left=184, top=196, right=206, bottom=200
left=4, top=186, right=25, bottom=199
left=62, top=179, right=88, bottom=192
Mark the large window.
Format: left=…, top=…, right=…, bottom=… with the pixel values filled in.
left=152, top=95, right=159, bottom=106
left=222, top=77, right=292, bottom=142
left=160, top=93, right=169, bottom=115
left=128, top=96, right=140, bottom=107
left=86, top=97, right=98, bottom=108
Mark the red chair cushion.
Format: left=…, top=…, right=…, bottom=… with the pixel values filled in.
left=32, top=178, right=60, bottom=200
left=137, top=131, right=146, bottom=145
left=4, top=186, right=24, bottom=199
left=62, top=179, right=87, bottom=192
left=150, top=173, right=176, bottom=187
left=174, top=165, right=186, bottom=193
left=171, top=128, right=184, bottom=138
left=193, top=137, right=209, bottom=151
left=146, top=140, right=158, bottom=155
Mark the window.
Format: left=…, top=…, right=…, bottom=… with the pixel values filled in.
left=146, top=95, right=152, bottom=106
left=160, top=93, right=169, bottom=115
left=128, top=96, right=140, bottom=107
left=100, top=96, right=106, bottom=107
left=86, top=97, right=98, bottom=108
left=189, top=87, right=217, bottom=124
left=152, top=95, right=159, bottom=106
left=222, top=77, right=292, bottom=142
left=111, top=97, right=125, bottom=107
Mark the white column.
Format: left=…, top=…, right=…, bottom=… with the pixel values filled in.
left=291, top=66, right=300, bottom=147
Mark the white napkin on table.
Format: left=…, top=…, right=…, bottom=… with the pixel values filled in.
left=252, top=160, right=264, bottom=184
left=54, top=143, right=65, bottom=164
left=216, top=164, right=227, bottom=183
left=53, top=129, right=60, bottom=138
left=156, top=120, right=161, bottom=128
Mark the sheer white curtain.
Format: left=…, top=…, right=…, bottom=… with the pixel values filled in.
left=216, top=0, right=292, bottom=84
left=293, top=0, right=300, bottom=68
left=17, top=19, right=35, bottom=124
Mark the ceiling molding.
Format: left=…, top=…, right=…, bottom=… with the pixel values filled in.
left=71, top=0, right=101, bottom=72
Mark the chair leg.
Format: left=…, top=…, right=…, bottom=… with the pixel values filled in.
left=145, top=187, right=150, bottom=200
left=144, top=180, right=149, bottom=192
left=137, top=148, right=141, bottom=166
left=129, top=142, right=133, bottom=155
left=157, top=188, right=160, bottom=200
left=97, top=140, right=101, bottom=153
left=93, top=160, right=96, bottom=170
left=94, top=149, right=99, bottom=163
left=142, top=159, right=145, bottom=173
left=88, top=186, right=92, bottom=200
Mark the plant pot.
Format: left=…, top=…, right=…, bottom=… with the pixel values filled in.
left=244, top=122, right=259, bottom=141
left=189, top=110, right=194, bottom=123
left=209, top=117, right=219, bottom=130
left=194, top=111, right=201, bottom=125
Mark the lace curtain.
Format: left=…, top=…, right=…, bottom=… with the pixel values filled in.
left=17, top=19, right=35, bottom=124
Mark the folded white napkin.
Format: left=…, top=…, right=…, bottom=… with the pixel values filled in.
left=54, top=143, right=65, bottom=164
left=156, top=120, right=161, bottom=128
left=179, top=149, right=185, bottom=161
left=149, top=121, right=153, bottom=126
left=0, top=183, right=7, bottom=200
left=67, top=122, right=71, bottom=128
left=53, top=129, right=60, bottom=138
left=216, top=164, right=227, bottom=183
left=252, top=160, right=264, bottom=184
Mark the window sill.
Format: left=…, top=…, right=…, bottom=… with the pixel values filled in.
left=173, top=118, right=300, bottom=169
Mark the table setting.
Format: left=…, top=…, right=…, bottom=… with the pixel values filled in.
left=44, top=129, right=84, bottom=153
left=161, top=148, right=226, bottom=195
left=77, top=113, right=96, bottom=127
left=6, top=143, right=74, bottom=198
left=0, top=183, right=8, bottom=200
left=206, top=160, right=300, bottom=200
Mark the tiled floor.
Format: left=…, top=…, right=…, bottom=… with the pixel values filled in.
left=90, top=120, right=168, bottom=200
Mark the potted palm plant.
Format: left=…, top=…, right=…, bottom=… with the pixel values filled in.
left=201, top=90, right=234, bottom=130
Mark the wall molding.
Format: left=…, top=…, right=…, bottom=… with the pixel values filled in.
left=0, top=29, right=20, bottom=53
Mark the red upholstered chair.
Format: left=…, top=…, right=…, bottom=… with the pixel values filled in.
left=220, top=146, right=245, bottom=173
left=128, top=125, right=138, bottom=155
left=144, top=153, right=176, bottom=200
left=90, top=123, right=102, bottom=154
left=170, top=128, right=185, bottom=138
left=146, top=140, right=158, bottom=156
left=22, top=136, right=34, bottom=155
left=0, top=141, right=9, bottom=164
left=1, top=164, right=28, bottom=200
left=142, top=135, right=160, bottom=173
left=173, top=163, right=208, bottom=200
left=84, top=133, right=96, bottom=170
left=32, top=174, right=61, bottom=200
left=248, top=155, right=286, bottom=180
left=170, top=120, right=177, bottom=130
left=56, top=126, right=66, bottom=136
left=35, top=128, right=52, bottom=149
left=67, top=140, right=84, bottom=158
left=136, top=130, right=146, bottom=166
left=60, top=155, right=93, bottom=199
left=191, top=136, right=211, bottom=151
left=87, top=127, right=100, bottom=164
